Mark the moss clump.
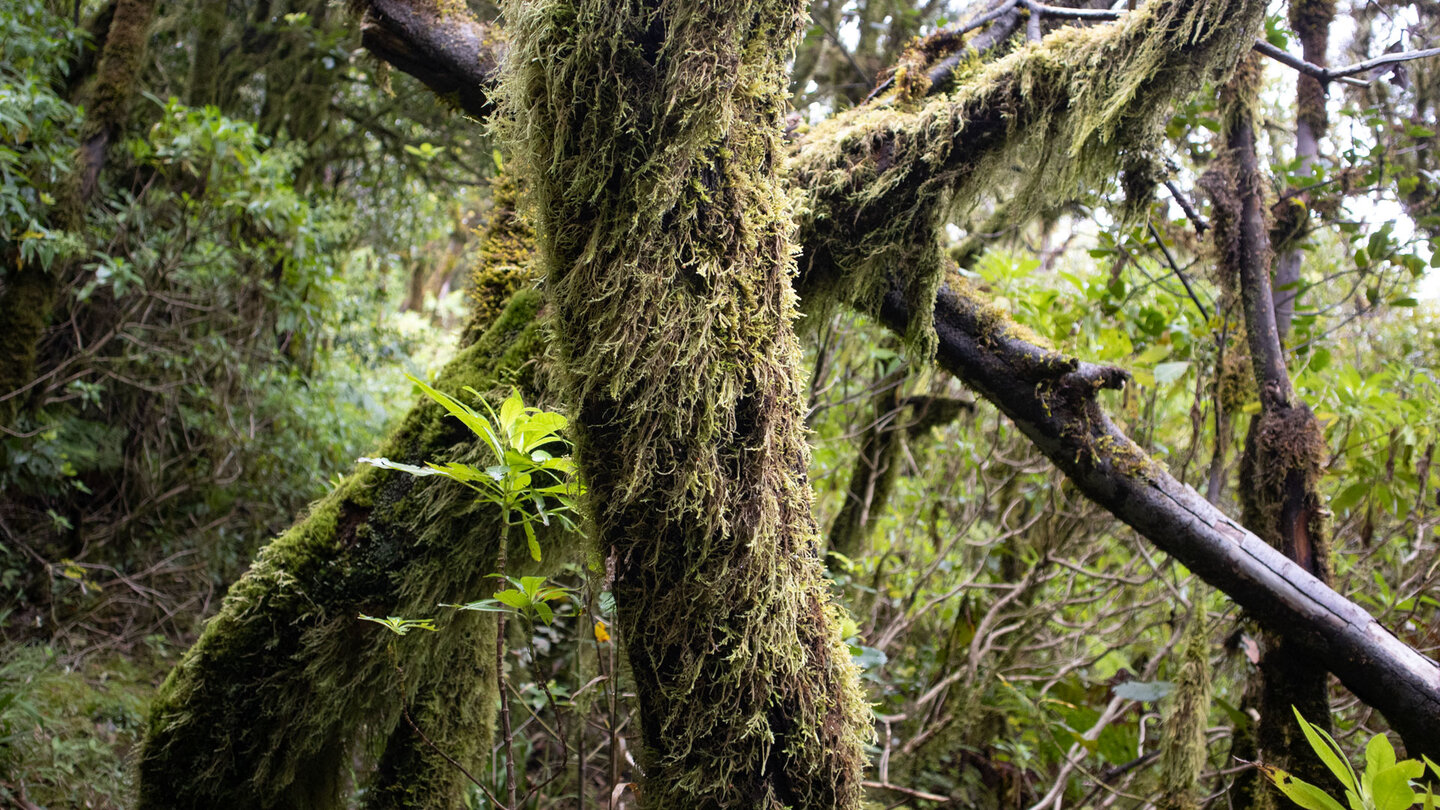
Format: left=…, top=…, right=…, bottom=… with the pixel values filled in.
left=498, top=1, right=871, bottom=807
left=462, top=168, right=537, bottom=345
left=789, top=0, right=1264, bottom=357
left=1158, top=601, right=1213, bottom=810
left=1238, top=404, right=1331, bottom=578
left=0, top=264, right=57, bottom=424
left=137, top=291, right=558, bottom=810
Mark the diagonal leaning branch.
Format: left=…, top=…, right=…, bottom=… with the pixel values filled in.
left=355, top=0, right=1440, bottom=757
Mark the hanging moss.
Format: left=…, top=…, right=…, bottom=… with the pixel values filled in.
left=137, top=291, right=556, bottom=810
left=1158, top=600, right=1213, bottom=810
left=789, top=0, right=1264, bottom=357
left=498, top=1, right=870, bottom=806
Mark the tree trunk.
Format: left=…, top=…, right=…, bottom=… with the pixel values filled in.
left=1203, top=56, right=1338, bottom=800
left=137, top=284, right=552, bottom=810
left=499, top=1, right=871, bottom=806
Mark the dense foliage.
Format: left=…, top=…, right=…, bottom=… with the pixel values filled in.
left=2, top=0, right=1439, bottom=807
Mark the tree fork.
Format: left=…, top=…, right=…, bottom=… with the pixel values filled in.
left=1205, top=56, right=1338, bottom=795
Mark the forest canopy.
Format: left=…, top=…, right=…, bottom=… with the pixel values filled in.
left=1, top=0, right=1440, bottom=808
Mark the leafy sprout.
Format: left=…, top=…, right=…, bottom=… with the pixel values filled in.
left=359, top=374, right=582, bottom=562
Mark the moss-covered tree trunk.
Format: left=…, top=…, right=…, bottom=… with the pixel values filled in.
left=1204, top=57, right=1337, bottom=805
left=500, top=1, right=871, bottom=807
left=137, top=214, right=551, bottom=809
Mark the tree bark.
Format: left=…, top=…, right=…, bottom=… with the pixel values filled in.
left=1271, top=0, right=1334, bottom=341
left=1204, top=56, right=1338, bottom=794
left=499, top=1, right=871, bottom=806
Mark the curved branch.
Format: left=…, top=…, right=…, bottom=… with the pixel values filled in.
left=358, top=0, right=501, bottom=118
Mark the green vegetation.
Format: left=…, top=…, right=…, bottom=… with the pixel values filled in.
left=3, top=0, right=1440, bottom=808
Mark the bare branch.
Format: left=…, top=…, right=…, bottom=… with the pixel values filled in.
left=358, top=0, right=501, bottom=118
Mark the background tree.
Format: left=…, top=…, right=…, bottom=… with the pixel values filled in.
left=4, top=0, right=1440, bottom=807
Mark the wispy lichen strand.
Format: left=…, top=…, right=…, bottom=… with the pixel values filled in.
left=789, top=0, right=1266, bottom=356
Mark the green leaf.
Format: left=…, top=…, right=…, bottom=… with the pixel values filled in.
left=492, top=589, right=531, bottom=610
left=523, top=519, right=541, bottom=562
left=1365, top=731, right=1398, bottom=776
left=1370, top=761, right=1422, bottom=810
left=499, top=391, right=525, bottom=444
left=358, top=614, right=438, bottom=635
left=1332, top=482, right=1369, bottom=514
left=1260, top=765, right=1348, bottom=810
left=357, top=456, right=435, bottom=477
left=1153, top=361, right=1191, bottom=385
left=533, top=602, right=554, bottom=624
left=1112, top=680, right=1174, bottom=702
left=408, top=375, right=503, bottom=458
left=1294, top=707, right=1359, bottom=795
left=442, top=599, right=513, bottom=614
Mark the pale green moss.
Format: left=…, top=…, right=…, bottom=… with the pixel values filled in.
left=789, top=0, right=1265, bottom=358
left=497, top=1, right=871, bottom=807
left=1158, top=601, right=1213, bottom=810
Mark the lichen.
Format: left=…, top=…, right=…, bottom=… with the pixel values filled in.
left=497, top=1, right=871, bottom=806
left=137, top=290, right=559, bottom=809
left=789, top=0, right=1264, bottom=359
left=1158, top=600, right=1213, bottom=810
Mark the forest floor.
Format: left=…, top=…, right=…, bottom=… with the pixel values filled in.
left=1, top=639, right=177, bottom=808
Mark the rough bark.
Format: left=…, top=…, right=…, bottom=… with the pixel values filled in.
left=184, top=0, right=226, bottom=107
left=1272, top=0, right=1335, bottom=341
left=499, top=1, right=871, bottom=806
left=358, top=0, right=502, bottom=116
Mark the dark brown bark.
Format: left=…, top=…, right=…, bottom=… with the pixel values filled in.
left=1206, top=57, right=1337, bottom=794
left=873, top=278, right=1440, bottom=759
left=359, top=0, right=501, bottom=116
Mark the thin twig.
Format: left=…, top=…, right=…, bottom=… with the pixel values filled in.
left=1147, top=221, right=1210, bottom=321
left=1165, top=179, right=1208, bottom=234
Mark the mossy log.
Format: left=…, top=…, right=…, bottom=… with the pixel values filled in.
left=137, top=291, right=552, bottom=809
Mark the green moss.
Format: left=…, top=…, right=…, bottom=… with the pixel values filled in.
left=789, top=0, right=1265, bottom=357
left=498, top=1, right=871, bottom=806
left=137, top=291, right=557, bottom=809
left=0, top=264, right=56, bottom=424
left=82, top=0, right=154, bottom=147
left=462, top=169, right=538, bottom=345
left=1158, top=601, right=1213, bottom=810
